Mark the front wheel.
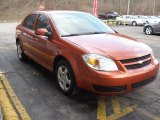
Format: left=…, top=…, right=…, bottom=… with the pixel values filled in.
left=55, top=60, right=79, bottom=96
left=145, top=26, right=153, bottom=35
left=132, top=21, right=137, bottom=26
left=17, top=41, right=27, bottom=61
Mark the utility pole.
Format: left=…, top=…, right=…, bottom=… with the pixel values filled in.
left=54, top=0, right=56, bottom=10
left=127, top=0, right=130, bottom=15
left=18, top=0, right=19, bottom=21
left=65, top=0, right=67, bottom=9
left=119, top=0, right=122, bottom=15
left=153, top=0, right=156, bottom=15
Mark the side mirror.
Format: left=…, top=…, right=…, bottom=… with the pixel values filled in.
left=35, top=28, right=52, bottom=38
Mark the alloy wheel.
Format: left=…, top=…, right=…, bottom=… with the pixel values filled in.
left=57, top=65, right=71, bottom=91
left=145, top=27, right=152, bottom=35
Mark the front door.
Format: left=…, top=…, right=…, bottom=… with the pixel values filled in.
left=32, top=14, right=53, bottom=70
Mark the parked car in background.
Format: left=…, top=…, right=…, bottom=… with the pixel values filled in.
left=140, top=16, right=160, bottom=24
left=16, top=11, right=159, bottom=96
left=116, top=15, right=146, bottom=26
left=144, top=22, right=160, bottom=35
left=99, top=11, right=119, bottom=20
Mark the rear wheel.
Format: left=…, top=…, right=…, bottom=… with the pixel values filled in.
left=145, top=26, right=153, bottom=35
left=16, top=41, right=27, bottom=61
left=55, top=59, right=79, bottom=96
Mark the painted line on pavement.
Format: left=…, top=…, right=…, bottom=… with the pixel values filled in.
left=97, top=96, right=135, bottom=120
left=97, top=96, right=107, bottom=120
left=111, top=97, right=122, bottom=114
left=0, top=82, right=19, bottom=120
left=0, top=73, right=31, bottom=120
left=106, top=106, right=135, bottom=120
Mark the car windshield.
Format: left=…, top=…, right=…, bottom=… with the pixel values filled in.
left=51, top=12, right=115, bottom=37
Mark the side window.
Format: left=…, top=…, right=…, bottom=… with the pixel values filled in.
left=36, top=14, right=51, bottom=32
left=23, top=15, right=37, bottom=30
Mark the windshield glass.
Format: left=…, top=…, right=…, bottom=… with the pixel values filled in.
left=51, top=12, right=115, bottom=37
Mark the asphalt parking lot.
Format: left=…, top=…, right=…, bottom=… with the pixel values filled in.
left=0, top=23, right=160, bottom=120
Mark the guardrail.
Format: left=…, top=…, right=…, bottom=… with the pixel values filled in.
left=102, top=20, right=128, bottom=26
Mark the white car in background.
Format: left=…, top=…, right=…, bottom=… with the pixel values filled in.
left=140, top=16, right=160, bottom=24
left=116, top=15, right=146, bottom=26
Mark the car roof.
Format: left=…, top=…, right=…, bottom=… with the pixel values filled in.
left=33, top=10, right=87, bottom=15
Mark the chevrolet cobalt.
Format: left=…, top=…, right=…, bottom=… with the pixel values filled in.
left=16, top=11, right=159, bottom=96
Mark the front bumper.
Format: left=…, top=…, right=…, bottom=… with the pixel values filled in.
left=79, top=59, right=159, bottom=95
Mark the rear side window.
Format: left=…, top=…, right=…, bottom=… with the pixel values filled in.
left=23, top=14, right=37, bottom=30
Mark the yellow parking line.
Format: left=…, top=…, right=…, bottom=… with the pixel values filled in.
left=97, top=96, right=107, bottom=120
left=0, top=83, right=19, bottom=120
left=111, top=97, right=121, bottom=114
left=0, top=74, right=31, bottom=120
left=107, top=107, right=134, bottom=120
left=97, top=96, right=135, bottom=120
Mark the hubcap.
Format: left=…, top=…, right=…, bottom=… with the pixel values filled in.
left=146, top=27, right=152, bottom=34
left=17, top=43, right=22, bottom=59
left=57, top=66, right=71, bottom=91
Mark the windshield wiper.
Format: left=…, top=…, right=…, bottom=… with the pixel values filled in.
left=61, top=32, right=106, bottom=37
left=61, top=33, right=83, bottom=37
left=82, top=31, right=106, bottom=35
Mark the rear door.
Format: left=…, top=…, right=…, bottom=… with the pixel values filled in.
left=20, top=14, right=38, bottom=57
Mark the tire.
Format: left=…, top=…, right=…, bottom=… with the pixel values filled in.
left=16, top=41, right=27, bottom=61
left=132, top=21, right=137, bottom=26
left=145, top=26, right=153, bottom=35
left=118, top=21, right=122, bottom=25
left=55, top=59, right=79, bottom=96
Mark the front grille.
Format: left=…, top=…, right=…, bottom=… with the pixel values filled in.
left=120, top=54, right=150, bottom=64
left=93, top=85, right=127, bottom=92
left=120, top=54, right=151, bottom=70
left=125, top=59, right=151, bottom=69
left=132, top=76, right=155, bottom=89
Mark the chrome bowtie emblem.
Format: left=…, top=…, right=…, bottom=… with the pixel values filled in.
left=138, top=60, right=143, bottom=64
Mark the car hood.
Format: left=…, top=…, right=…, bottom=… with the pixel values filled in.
left=63, top=33, right=151, bottom=60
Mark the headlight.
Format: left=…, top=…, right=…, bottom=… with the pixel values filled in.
left=82, top=54, right=118, bottom=71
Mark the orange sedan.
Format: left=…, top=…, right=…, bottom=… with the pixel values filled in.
left=16, top=11, right=159, bottom=96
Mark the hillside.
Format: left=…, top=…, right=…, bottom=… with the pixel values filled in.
left=0, top=0, right=160, bottom=22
